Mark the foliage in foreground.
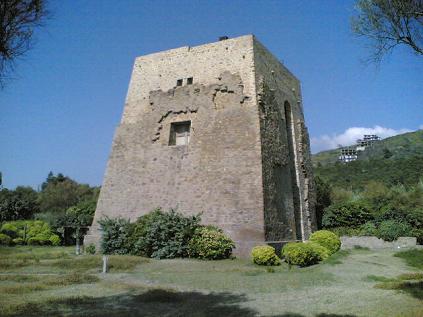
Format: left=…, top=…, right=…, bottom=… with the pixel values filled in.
left=188, top=226, right=235, bottom=260
left=99, top=209, right=234, bottom=260
left=281, top=242, right=322, bottom=267
left=130, top=208, right=200, bottom=259
left=0, top=220, right=60, bottom=246
left=98, top=217, right=133, bottom=255
left=309, top=230, right=341, bottom=255
left=316, top=179, right=423, bottom=243
left=251, top=245, right=281, bottom=266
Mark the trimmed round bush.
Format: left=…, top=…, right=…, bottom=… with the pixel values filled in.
left=12, top=237, right=25, bottom=245
left=0, top=233, right=12, bottom=245
left=251, top=245, right=281, bottom=266
left=49, top=234, right=61, bottom=246
left=376, top=220, right=413, bottom=242
left=188, top=226, right=235, bottom=260
left=282, top=242, right=320, bottom=267
left=309, top=230, right=341, bottom=255
left=306, top=242, right=330, bottom=261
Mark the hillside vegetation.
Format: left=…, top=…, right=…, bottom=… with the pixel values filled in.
left=313, top=129, right=423, bottom=167
left=313, top=129, right=423, bottom=189
left=313, top=130, right=423, bottom=243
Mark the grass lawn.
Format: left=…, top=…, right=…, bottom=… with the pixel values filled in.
left=0, top=246, right=422, bottom=317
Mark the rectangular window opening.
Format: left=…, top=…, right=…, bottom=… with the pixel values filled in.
left=169, top=121, right=191, bottom=146
left=187, top=77, right=193, bottom=85
left=176, top=79, right=183, bottom=86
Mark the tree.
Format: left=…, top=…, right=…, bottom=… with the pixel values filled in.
left=0, top=0, right=48, bottom=87
left=351, top=0, right=423, bottom=63
left=38, top=173, right=98, bottom=214
left=0, top=186, right=39, bottom=221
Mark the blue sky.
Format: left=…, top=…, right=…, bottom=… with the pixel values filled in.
left=1, top=0, right=422, bottom=189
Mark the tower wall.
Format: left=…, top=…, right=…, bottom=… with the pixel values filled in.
left=253, top=38, right=317, bottom=242
left=86, top=36, right=266, bottom=256
left=85, top=35, right=316, bottom=257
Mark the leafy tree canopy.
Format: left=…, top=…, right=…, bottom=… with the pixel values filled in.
left=351, top=0, right=423, bottom=63
left=37, top=172, right=99, bottom=214
left=0, top=186, right=39, bottom=222
left=0, top=0, right=48, bottom=87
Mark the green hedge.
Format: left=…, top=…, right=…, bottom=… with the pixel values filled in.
left=306, top=241, right=330, bottom=260
left=309, top=230, right=341, bottom=255
left=281, top=242, right=321, bottom=267
left=99, top=209, right=232, bottom=260
left=129, top=209, right=200, bottom=259
left=329, top=220, right=415, bottom=242
left=0, top=220, right=61, bottom=246
left=322, top=201, right=373, bottom=228
left=376, top=220, right=413, bottom=242
left=188, top=226, right=234, bottom=260
left=251, top=245, right=281, bottom=266
left=98, top=217, right=133, bottom=255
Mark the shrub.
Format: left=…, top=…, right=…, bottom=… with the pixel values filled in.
left=12, top=237, right=24, bottom=245
left=328, top=227, right=362, bottom=237
left=376, top=220, right=413, bottom=242
left=188, top=226, right=235, bottom=260
left=49, top=234, right=61, bottom=246
left=0, top=223, right=18, bottom=238
left=405, top=209, right=423, bottom=229
left=130, top=208, right=200, bottom=259
left=0, top=233, right=12, bottom=245
left=98, top=217, right=134, bottom=255
left=309, top=230, right=341, bottom=255
left=282, top=242, right=321, bottom=267
left=359, top=222, right=378, bottom=236
left=322, top=201, right=373, bottom=228
left=251, top=245, right=281, bottom=266
left=411, top=228, right=423, bottom=245
left=85, top=244, right=96, bottom=254
left=306, top=242, right=330, bottom=260
left=0, top=220, right=60, bottom=246
left=27, top=235, right=50, bottom=245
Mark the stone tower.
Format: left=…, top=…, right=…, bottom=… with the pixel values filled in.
left=85, top=35, right=317, bottom=256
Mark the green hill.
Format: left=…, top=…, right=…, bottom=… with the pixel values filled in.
left=312, top=129, right=423, bottom=167
left=312, top=129, right=423, bottom=189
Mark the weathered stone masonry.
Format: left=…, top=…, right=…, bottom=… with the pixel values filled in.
left=85, top=35, right=317, bottom=256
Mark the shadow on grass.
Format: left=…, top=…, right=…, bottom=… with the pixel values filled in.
left=322, top=250, right=351, bottom=266
left=4, top=289, right=359, bottom=317
left=375, top=280, right=423, bottom=300
left=6, top=289, right=256, bottom=317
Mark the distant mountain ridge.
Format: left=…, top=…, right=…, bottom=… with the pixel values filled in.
left=312, top=129, right=423, bottom=167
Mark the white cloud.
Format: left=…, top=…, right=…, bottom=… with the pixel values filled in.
left=311, top=125, right=414, bottom=153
